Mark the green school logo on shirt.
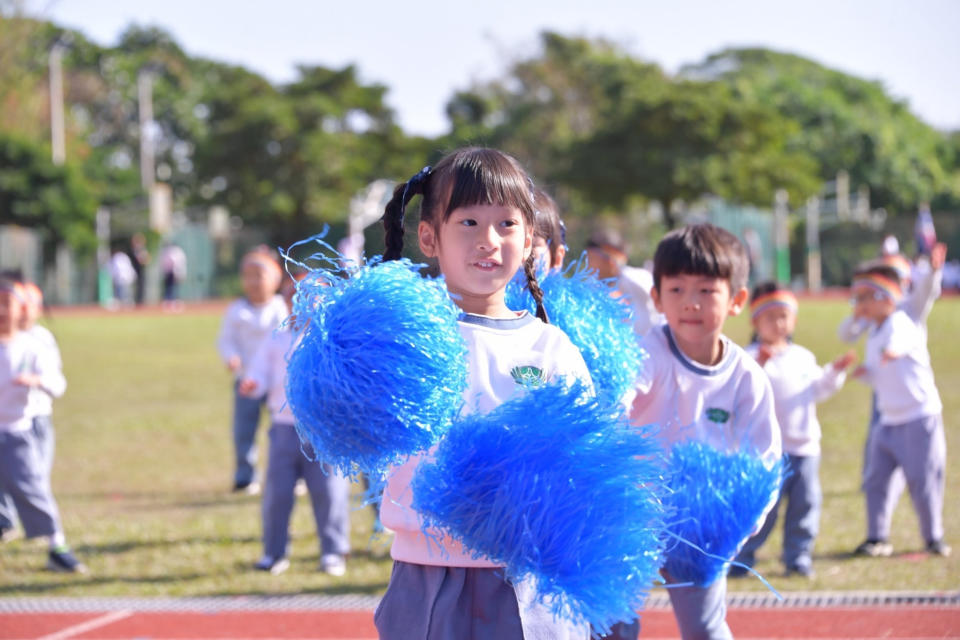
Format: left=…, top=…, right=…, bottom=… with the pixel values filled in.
left=706, top=407, right=731, bottom=424
left=510, top=365, right=547, bottom=388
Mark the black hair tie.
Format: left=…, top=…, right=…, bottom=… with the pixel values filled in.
left=399, top=165, right=432, bottom=224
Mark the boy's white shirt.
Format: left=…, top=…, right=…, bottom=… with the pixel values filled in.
left=745, top=342, right=846, bottom=457
left=216, top=295, right=288, bottom=379
left=630, top=323, right=782, bottom=468
left=380, top=311, right=593, bottom=568
left=1, top=332, right=66, bottom=432
left=243, top=326, right=296, bottom=425
left=25, top=324, right=64, bottom=418
left=860, top=309, right=942, bottom=425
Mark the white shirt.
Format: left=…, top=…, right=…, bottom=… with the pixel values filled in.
left=25, top=324, right=64, bottom=418
left=243, top=327, right=295, bottom=425
left=630, top=324, right=782, bottom=467
left=109, top=251, right=137, bottom=285
left=745, top=342, right=846, bottom=457
left=1, top=332, right=66, bottom=432
left=160, top=245, right=188, bottom=280
left=617, top=265, right=662, bottom=338
left=381, top=311, right=593, bottom=567
left=216, top=296, right=288, bottom=379
left=861, top=310, right=942, bottom=425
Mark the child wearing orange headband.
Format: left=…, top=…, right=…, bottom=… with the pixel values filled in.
left=850, top=264, right=949, bottom=558
left=216, top=247, right=288, bottom=494
left=730, top=282, right=855, bottom=579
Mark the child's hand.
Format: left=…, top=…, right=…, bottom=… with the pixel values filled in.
left=832, top=349, right=857, bottom=371
left=931, top=242, right=947, bottom=271
left=756, top=344, right=775, bottom=366
left=12, top=373, right=40, bottom=387
left=881, top=349, right=901, bottom=363
left=238, top=378, right=258, bottom=396
left=852, top=365, right=867, bottom=378
left=227, top=355, right=242, bottom=374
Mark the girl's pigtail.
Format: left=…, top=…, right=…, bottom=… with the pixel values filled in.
left=382, top=183, right=409, bottom=262
left=523, top=252, right=549, bottom=324
left=382, top=166, right=432, bottom=262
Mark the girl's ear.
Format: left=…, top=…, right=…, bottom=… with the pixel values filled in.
left=650, top=286, right=663, bottom=313
left=522, top=226, right=534, bottom=260
left=418, top=221, right=439, bottom=258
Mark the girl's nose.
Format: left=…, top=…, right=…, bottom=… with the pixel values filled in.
left=476, top=224, right=499, bottom=250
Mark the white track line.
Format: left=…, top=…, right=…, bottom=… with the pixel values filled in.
left=35, top=610, right=132, bottom=640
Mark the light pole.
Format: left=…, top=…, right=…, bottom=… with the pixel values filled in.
left=49, top=39, right=68, bottom=165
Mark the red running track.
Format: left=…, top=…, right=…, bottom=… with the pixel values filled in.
left=2, top=606, right=959, bottom=640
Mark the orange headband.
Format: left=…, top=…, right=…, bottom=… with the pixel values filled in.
left=852, top=273, right=902, bottom=302
left=750, top=290, right=798, bottom=320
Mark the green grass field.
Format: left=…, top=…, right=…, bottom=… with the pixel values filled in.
left=1, top=298, right=957, bottom=597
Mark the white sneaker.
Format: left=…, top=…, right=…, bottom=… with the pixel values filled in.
left=294, top=479, right=307, bottom=497
left=320, top=553, right=346, bottom=577
left=254, top=555, right=289, bottom=575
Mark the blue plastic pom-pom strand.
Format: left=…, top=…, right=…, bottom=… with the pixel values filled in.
left=283, top=236, right=469, bottom=479
left=506, top=256, right=645, bottom=404
left=412, top=379, right=667, bottom=634
left=661, top=441, right=784, bottom=587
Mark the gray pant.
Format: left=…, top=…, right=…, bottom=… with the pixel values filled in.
left=864, top=414, right=946, bottom=543
left=737, top=454, right=821, bottom=572
left=374, top=561, right=588, bottom=640
left=665, top=573, right=732, bottom=640
left=0, top=430, right=61, bottom=538
left=0, top=416, right=55, bottom=530
left=261, top=422, right=350, bottom=559
left=233, top=382, right=267, bottom=486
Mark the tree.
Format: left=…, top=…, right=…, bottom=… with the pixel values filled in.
left=684, top=48, right=957, bottom=212
left=0, top=132, right=98, bottom=252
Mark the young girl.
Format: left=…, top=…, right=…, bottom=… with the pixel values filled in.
left=732, top=282, right=855, bottom=578
left=217, top=248, right=288, bottom=494
left=531, top=188, right=567, bottom=272
left=375, top=148, right=592, bottom=639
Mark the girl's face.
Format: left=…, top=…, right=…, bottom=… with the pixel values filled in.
left=419, top=203, right=532, bottom=317
left=752, top=304, right=796, bottom=345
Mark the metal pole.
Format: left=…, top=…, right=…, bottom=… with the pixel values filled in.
left=49, top=44, right=66, bottom=165
left=138, top=70, right=155, bottom=190
left=774, top=189, right=791, bottom=284
left=806, top=196, right=821, bottom=292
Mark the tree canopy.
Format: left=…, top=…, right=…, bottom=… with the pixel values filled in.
left=1, top=18, right=957, bottom=254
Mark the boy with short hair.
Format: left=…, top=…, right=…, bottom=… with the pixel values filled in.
left=850, top=264, right=949, bottom=557
left=630, top=223, right=781, bottom=640
left=0, top=279, right=85, bottom=573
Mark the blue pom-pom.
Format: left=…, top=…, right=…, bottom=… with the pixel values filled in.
left=506, top=257, right=645, bottom=403
left=412, top=380, right=667, bottom=633
left=285, top=247, right=469, bottom=479
left=662, top=441, right=783, bottom=586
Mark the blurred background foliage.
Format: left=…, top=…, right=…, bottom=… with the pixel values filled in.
left=1, top=14, right=958, bottom=274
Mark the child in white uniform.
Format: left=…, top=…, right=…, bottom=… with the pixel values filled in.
left=374, top=148, right=592, bottom=640
left=241, top=277, right=351, bottom=576
left=0, top=279, right=84, bottom=573
left=630, top=223, right=782, bottom=640
left=217, top=249, right=288, bottom=494
left=850, top=265, right=949, bottom=557
left=732, top=283, right=854, bottom=578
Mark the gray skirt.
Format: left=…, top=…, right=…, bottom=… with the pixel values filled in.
left=374, top=561, right=588, bottom=640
